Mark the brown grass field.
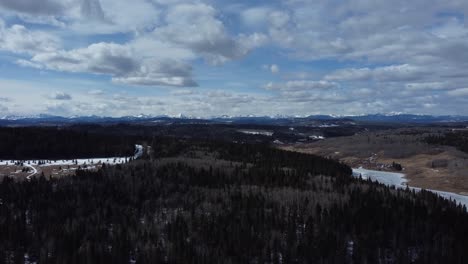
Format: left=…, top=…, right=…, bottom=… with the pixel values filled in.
left=280, top=129, right=468, bottom=195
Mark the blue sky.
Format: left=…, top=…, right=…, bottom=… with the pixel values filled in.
left=1, top=0, right=468, bottom=117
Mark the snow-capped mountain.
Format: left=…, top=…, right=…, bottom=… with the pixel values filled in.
left=1, top=113, right=468, bottom=126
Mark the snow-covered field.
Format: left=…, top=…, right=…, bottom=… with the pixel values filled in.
left=309, top=135, right=325, bottom=140
left=238, top=130, right=274, bottom=136
left=352, top=167, right=468, bottom=209
left=0, top=144, right=143, bottom=167
left=0, top=157, right=129, bottom=167
left=0, top=144, right=144, bottom=180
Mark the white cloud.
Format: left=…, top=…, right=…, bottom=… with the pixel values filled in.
left=170, top=89, right=197, bottom=96
left=44, top=101, right=73, bottom=115
left=241, top=7, right=290, bottom=30
left=241, top=7, right=271, bottom=28
left=4, top=2, right=267, bottom=88
left=130, top=36, right=196, bottom=61
left=448, top=88, right=468, bottom=97
left=1, top=2, right=266, bottom=90
left=0, top=21, right=61, bottom=54
left=24, top=42, right=197, bottom=87
left=262, top=64, right=280, bottom=74
left=431, top=18, right=468, bottom=39
left=265, top=80, right=339, bottom=91
left=325, top=68, right=372, bottom=82
left=88, top=89, right=104, bottom=95
left=325, top=64, right=429, bottom=82
left=256, top=0, right=468, bottom=80
left=30, top=43, right=137, bottom=74
left=153, top=3, right=265, bottom=64
left=0, top=0, right=160, bottom=35
left=2, top=0, right=468, bottom=116
left=270, top=64, right=279, bottom=74
left=71, top=0, right=160, bottom=34
left=268, top=11, right=289, bottom=28
left=405, top=82, right=447, bottom=91
left=112, top=59, right=197, bottom=87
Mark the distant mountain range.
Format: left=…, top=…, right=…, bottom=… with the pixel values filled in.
left=1, top=113, right=468, bottom=126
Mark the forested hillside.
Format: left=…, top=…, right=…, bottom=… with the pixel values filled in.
left=1, top=137, right=467, bottom=263
left=0, top=127, right=138, bottom=159
left=425, top=131, right=468, bottom=154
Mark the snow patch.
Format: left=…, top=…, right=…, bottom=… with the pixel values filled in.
left=309, top=135, right=325, bottom=140
left=238, top=130, right=274, bottom=136
left=134, top=144, right=143, bottom=159
left=318, top=124, right=339, bottom=128
left=353, top=167, right=407, bottom=187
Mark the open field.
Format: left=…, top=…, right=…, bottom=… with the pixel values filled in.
left=281, top=128, right=468, bottom=195
left=0, top=145, right=144, bottom=180
left=0, top=157, right=130, bottom=180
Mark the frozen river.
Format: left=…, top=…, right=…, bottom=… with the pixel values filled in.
left=352, top=167, right=468, bottom=209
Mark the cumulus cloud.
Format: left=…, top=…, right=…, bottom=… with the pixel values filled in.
left=257, top=0, right=468, bottom=95
left=0, top=0, right=160, bottom=34
left=111, top=59, right=197, bottom=87
left=24, top=42, right=197, bottom=87
left=2, top=2, right=264, bottom=88
left=0, top=21, right=61, bottom=54
left=31, top=43, right=137, bottom=75
left=3, top=0, right=468, bottom=116
left=71, top=0, right=160, bottom=34
left=262, top=0, right=468, bottom=61
left=44, top=101, right=73, bottom=115
left=154, top=3, right=266, bottom=64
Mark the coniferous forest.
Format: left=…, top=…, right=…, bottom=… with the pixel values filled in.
left=0, top=128, right=468, bottom=263
left=0, top=127, right=138, bottom=160
left=425, top=131, right=468, bottom=154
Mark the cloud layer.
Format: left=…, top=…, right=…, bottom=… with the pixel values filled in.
left=1, top=0, right=468, bottom=116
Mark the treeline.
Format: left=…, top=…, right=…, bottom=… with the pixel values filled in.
left=425, top=131, right=468, bottom=153
left=0, top=127, right=138, bottom=159
left=1, top=138, right=467, bottom=263
left=151, top=137, right=352, bottom=181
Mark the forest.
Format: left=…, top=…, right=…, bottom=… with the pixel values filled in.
left=0, top=127, right=138, bottom=160
left=1, top=134, right=468, bottom=263
left=425, top=131, right=468, bottom=154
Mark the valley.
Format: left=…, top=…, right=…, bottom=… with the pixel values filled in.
left=281, top=127, right=468, bottom=195
left=1, top=122, right=468, bottom=262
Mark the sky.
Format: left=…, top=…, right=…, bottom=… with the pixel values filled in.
left=0, top=0, right=468, bottom=117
